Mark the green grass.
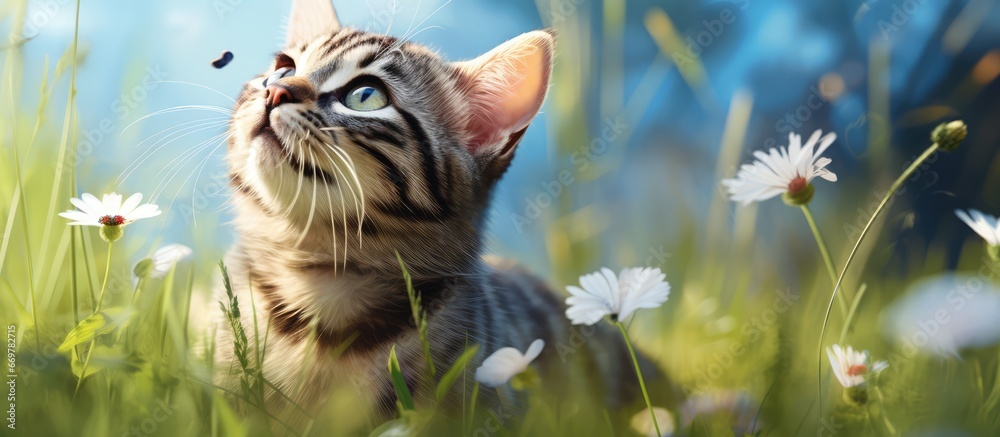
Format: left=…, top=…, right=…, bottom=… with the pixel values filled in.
left=4, top=1, right=1000, bottom=436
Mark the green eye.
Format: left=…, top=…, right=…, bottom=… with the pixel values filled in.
left=343, top=84, right=389, bottom=111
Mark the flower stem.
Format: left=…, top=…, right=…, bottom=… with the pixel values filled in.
left=616, top=321, right=660, bottom=437
left=816, top=143, right=940, bottom=415
left=95, top=241, right=112, bottom=311
left=73, top=241, right=113, bottom=399
left=800, top=204, right=848, bottom=318
left=838, top=283, right=868, bottom=345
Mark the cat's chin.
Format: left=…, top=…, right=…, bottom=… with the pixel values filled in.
left=253, top=119, right=286, bottom=154
left=248, top=124, right=302, bottom=172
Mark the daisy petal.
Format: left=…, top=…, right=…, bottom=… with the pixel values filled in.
left=129, top=204, right=162, bottom=221
left=59, top=210, right=96, bottom=224
left=565, top=266, right=670, bottom=325
left=474, top=339, right=545, bottom=387
left=81, top=193, right=104, bottom=212
left=722, top=129, right=838, bottom=204
left=524, top=339, right=545, bottom=361
left=102, top=193, right=123, bottom=213
left=70, top=197, right=98, bottom=216
left=119, top=193, right=143, bottom=216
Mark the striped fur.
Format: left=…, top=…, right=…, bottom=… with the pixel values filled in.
left=215, top=18, right=668, bottom=433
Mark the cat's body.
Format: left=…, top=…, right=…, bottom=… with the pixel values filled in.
left=213, top=0, right=665, bottom=431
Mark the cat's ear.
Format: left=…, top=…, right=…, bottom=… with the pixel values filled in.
left=286, top=0, right=340, bottom=47
left=452, top=30, right=554, bottom=163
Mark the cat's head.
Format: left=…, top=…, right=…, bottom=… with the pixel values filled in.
left=227, top=0, right=552, bottom=260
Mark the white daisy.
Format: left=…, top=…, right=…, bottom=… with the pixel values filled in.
left=722, top=129, right=838, bottom=205
left=59, top=192, right=161, bottom=227
left=955, top=209, right=1000, bottom=246
left=826, top=344, right=888, bottom=388
left=151, top=244, right=193, bottom=279
left=883, top=274, right=1000, bottom=357
left=565, top=267, right=670, bottom=325
left=474, top=339, right=544, bottom=387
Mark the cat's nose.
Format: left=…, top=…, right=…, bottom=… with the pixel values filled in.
left=264, top=85, right=296, bottom=107
left=263, top=77, right=316, bottom=108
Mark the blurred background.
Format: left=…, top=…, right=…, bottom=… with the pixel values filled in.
left=4, top=0, right=1000, bottom=434
left=5, top=0, right=1000, bottom=283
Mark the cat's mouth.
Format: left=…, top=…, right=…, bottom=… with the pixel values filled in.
left=253, top=117, right=282, bottom=150
left=253, top=112, right=337, bottom=185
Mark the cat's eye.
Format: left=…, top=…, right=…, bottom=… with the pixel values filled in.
left=343, top=83, right=390, bottom=111
left=263, top=67, right=295, bottom=87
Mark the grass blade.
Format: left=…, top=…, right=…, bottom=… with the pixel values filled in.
left=435, top=344, right=480, bottom=402
left=388, top=345, right=415, bottom=411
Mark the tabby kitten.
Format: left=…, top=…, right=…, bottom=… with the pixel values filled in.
left=215, top=0, right=665, bottom=430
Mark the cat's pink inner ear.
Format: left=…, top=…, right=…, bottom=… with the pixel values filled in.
left=454, top=30, right=554, bottom=156
left=286, top=0, right=341, bottom=47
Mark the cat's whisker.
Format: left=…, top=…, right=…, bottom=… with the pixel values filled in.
left=370, top=0, right=403, bottom=60
left=293, top=140, right=321, bottom=248
left=386, top=0, right=398, bottom=36
left=185, top=140, right=233, bottom=228
left=128, top=117, right=229, bottom=151
left=314, top=141, right=356, bottom=266
left=118, top=119, right=229, bottom=184
left=149, top=131, right=232, bottom=203
left=288, top=134, right=313, bottom=234
left=282, top=133, right=308, bottom=220
left=394, top=26, right=444, bottom=51
left=147, top=130, right=232, bottom=194
left=319, top=169, right=339, bottom=274
left=311, top=145, right=345, bottom=272
left=333, top=147, right=364, bottom=247
left=324, top=138, right=365, bottom=243
left=148, top=147, right=219, bottom=205
left=363, top=0, right=376, bottom=20
left=149, top=80, right=238, bottom=104
left=383, top=0, right=451, bottom=56
left=204, top=172, right=232, bottom=199
left=122, top=105, right=232, bottom=133
left=149, top=144, right=223, bottom=224
left=401, top=0, right=422, bottom=44
left=159, top=136, right=231, bottom=227
left=272, top=127, right=297, bottom=203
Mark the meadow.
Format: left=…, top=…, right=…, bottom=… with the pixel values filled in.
left=3, top=0, right=1000, bottom=436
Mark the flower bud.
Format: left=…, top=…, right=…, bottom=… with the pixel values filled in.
left=134, top=258, right=154, bottom=278
left=844, top=385, right=868, bottom=406
left=932, top=120, right=967, bottom=152
left=99, top=225, right=123, bottom=242
left=782, top=182, right=815, bottom=206
left=510, top=366, right=540, bottom=391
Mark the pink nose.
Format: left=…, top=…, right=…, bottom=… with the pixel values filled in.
left=264, top=85, right=296, bottom=107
